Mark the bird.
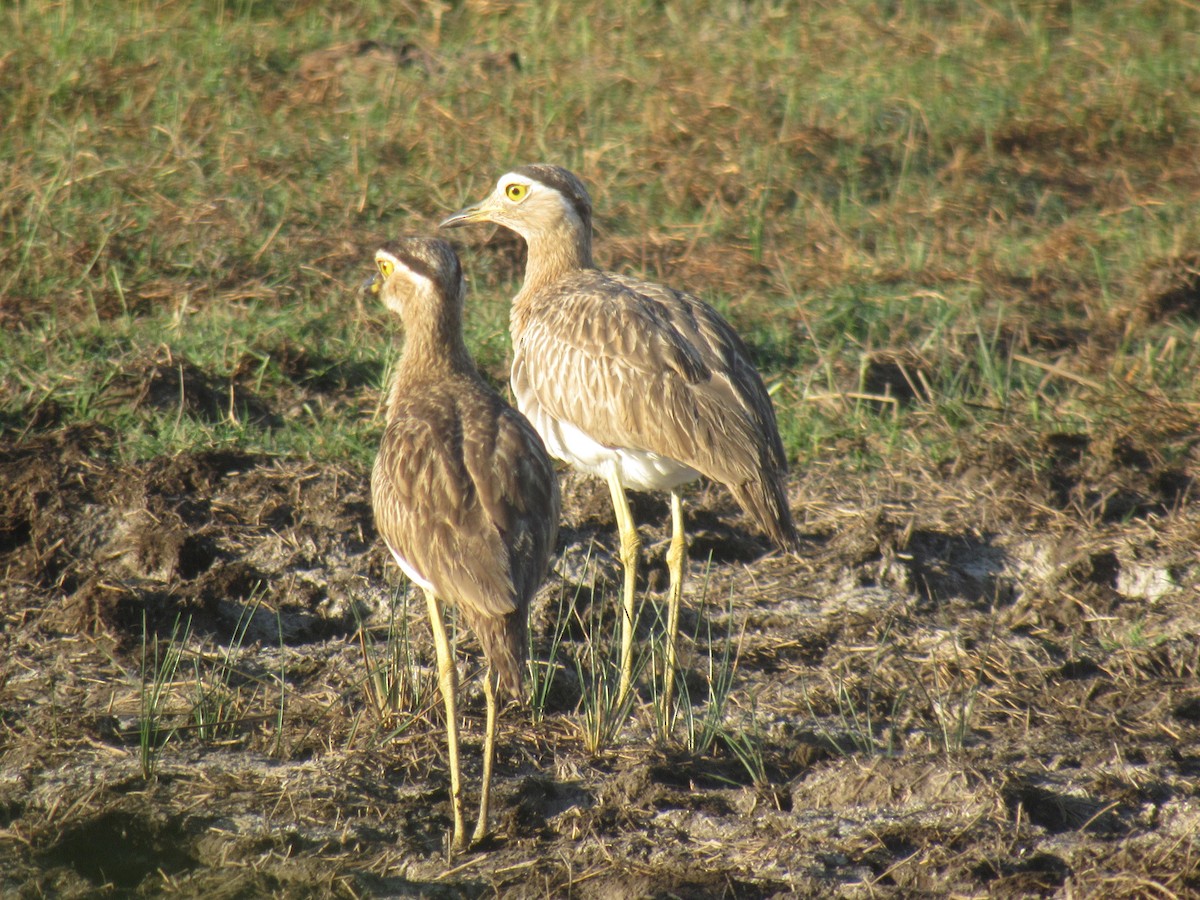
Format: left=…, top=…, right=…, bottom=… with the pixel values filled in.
left=440, top=164, right=797, bottom=717
left=367, top=236, right=560, bottom=851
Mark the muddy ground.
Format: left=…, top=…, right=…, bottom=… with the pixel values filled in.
left=1, top=401, right=1199, bottom=897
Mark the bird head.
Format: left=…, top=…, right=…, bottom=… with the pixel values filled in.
left=440, top=164, right=593, bottom=242
left=370, top=237, right=464, bottom=324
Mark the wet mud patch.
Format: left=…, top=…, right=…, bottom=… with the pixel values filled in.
left=0, top=424, right=384, bottom=649
left=39, top=806, right=198, bottom=891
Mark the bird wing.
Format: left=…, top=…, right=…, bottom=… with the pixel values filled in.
left=515, top=270, right=787, bottom=486
left=461, top=396, right=561, bottom=604
left=371, top=386, right=556, bottom=618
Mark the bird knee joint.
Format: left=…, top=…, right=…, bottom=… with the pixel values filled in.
left=620, top=533, right=641, bottom=565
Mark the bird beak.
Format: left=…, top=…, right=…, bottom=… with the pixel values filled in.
left=364, top=272, right=381, bottom=294
left=439, top=201, right=488, bottom=229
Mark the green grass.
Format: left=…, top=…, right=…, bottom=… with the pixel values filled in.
left=139, top=612, right=191, bottom=780
left=356, top=582, right=437, bottom=732
left=135, top=601, right=292, bottom=776
left=3, top=0, right=1200, bottom=474
left=570, top=584, right=642, bottom=754
left=673, top=579, right=743, bottom=756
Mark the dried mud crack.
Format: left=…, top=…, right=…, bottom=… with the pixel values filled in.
left=1, top=423, right=1198, bottom=898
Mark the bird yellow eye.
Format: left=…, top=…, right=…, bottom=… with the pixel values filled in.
left=505, top=182, right=529, bottom=202
left=377, top=259, right=394, bottom=278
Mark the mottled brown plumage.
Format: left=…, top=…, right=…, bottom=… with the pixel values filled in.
left=368, top=236, right=559, bottom=850
left=442, top=165, right=796, bottom=712
left=510, top=267, right=796, bottom=550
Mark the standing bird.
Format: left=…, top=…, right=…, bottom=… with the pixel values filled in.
left=441, top=165, right=797, bottom=715
left=367, top=237, right=559, bottom=851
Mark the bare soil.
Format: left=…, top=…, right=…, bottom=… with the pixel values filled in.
left=1, top=409, right=1199, bottom=897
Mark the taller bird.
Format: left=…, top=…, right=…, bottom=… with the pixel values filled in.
left=441, top=165, right=797, bottom=714
left=368, top=237, right=559, bottom=850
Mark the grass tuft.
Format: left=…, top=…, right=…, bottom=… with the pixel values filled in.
left=138, top=612, right=191, bottom=781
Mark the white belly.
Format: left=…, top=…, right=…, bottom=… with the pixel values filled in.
left=388, top=545, right=433, bottom=592
left=521, top=395, right=698, bottom=493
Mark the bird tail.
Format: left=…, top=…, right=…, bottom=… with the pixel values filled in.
left=464, top=609, right=527, bottom=701
left=733, top=473, right=799, bottom=553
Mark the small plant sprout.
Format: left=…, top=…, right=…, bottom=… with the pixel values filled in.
left=529, top=578, right=581, bottom=727
left=572, top=579, right=642, bottom=755
left=721, top=693, right=769, bottom=790
left=678, top=584, right=744, bottom=757
left=139, top=612, right=192, bottom=780
left=190, top=590, right=263, bottom=742
left=355, top=582, right=432, bottom=732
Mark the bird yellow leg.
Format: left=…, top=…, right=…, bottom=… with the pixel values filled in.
left=472, top=667, right=498, bottom=846
left=663, top=491, right=687, bottom=723
left=605, top=466, right=641, bottom=707
left=425, top=589, right=466, bottom=852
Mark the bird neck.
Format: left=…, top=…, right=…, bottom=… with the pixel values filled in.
left=518, top=223, right=594, bottom=301
left=391, top=311, right=475, bottom=391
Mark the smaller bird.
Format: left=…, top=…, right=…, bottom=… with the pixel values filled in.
left=367, top=237, right=559, bottom=851
left=441, top=165, right=797, bottom=718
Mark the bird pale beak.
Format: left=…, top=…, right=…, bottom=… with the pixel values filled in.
left=439, top=203, right=486, bottom=229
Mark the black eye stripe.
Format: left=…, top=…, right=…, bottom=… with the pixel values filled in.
left=397, top=254, right=438, bottom=285
left=376, top=239, right=461, bottom=290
